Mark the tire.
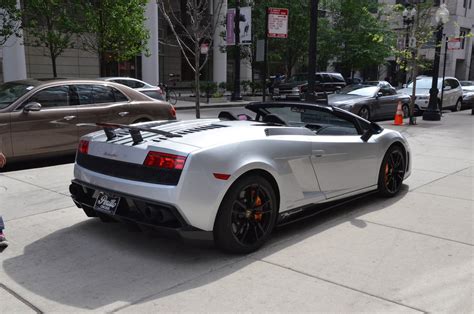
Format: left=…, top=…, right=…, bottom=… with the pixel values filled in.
left=451, top=98, right=462, bottom=112
left=378, top=145, right=406, bottom=197
left=168, top=90, right=178, bottom=105
left=358, top=106, right=370, bottom=120
left=214, top=175, right=278, bottom=254
left=402, top=104, right=410, bottom=118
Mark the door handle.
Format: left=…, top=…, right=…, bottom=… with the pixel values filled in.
left=312, top=150, right=325, bottom=157
left=118, top=112, right=129, bottom=117
left=64, top=115, right=76, bottom=121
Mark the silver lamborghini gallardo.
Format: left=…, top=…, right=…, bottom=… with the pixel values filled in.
left=70, top=102, right=411, bottom=253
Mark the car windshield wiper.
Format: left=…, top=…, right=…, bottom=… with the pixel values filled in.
left=78, top=122, right=182, bottom=145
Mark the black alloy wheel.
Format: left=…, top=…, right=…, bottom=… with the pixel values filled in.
left=214, top=175, right=277, bottom=253
left=378, top=146, right=406, bottom=197
left=358, top=106, right=370, bottom=120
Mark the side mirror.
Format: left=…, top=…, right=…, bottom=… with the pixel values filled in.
left=402, top=84, right=407, bottom=88
left=444, top=86, right=452, bottom=91
left=361, top=122, right=382, bottom=142
left=23, top=102, right=42, bottom=112
left=376, top=92, right=383, bottom=98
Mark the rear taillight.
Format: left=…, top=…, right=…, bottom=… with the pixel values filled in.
left=144, top=151, right=186, bottom=170
left=169, top=105, right=176, bottom=118
left=78, top=140, right=89, bottom=154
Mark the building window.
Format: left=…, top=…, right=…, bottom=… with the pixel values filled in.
left=460, top=28, right=470, bottom=50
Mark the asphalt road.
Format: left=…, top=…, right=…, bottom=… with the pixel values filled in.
left=0, top=110, right=472, bottom=312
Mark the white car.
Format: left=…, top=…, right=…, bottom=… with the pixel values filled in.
left=99, top=77, right=165, bottom=101
left=398, top=76, right=463, bottom=112
left=70, top=102, right=411, bottom=253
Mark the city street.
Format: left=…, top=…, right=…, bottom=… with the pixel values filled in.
left=0, top=107, right=472, bottom=313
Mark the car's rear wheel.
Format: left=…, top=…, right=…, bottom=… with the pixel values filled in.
left=214, top=175, right=277, bottom=254
left=452, top=98, right=462, bottom=112
left=358, top=106, right=370, bottom=120
left=378, top=145, right=406, bottom=197
left=402, top=104, right=410, bottom=118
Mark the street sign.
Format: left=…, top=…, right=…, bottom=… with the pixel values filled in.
left=267, top=8, right=289, bottom=39
left=226, top=7, right=252, bottom=46
left=447, top=38, right=461, bottom=50
left=200, top=43, right=209, bottom=55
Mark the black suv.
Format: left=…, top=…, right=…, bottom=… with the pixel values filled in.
left=272, top=72, right=346, bottom=100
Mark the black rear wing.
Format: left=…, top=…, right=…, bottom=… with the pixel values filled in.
left=77, top=122, right=182, bottom=145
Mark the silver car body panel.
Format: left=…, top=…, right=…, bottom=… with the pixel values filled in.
left=73, top=113, right=411, bottom=232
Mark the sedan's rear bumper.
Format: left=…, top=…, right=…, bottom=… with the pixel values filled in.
left=69, top=180, right=213, bottom=241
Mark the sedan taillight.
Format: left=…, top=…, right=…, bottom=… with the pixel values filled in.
left=169, top=105, right=176, bottom=119
left=143, top=151, right=186, bottom=170
left=78, top=140, right=89, bottom=155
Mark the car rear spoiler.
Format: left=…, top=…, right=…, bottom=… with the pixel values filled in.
left=77, top=122, right=182, bottom=145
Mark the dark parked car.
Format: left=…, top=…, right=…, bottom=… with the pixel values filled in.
left=272, top=72, right=346, bottom=101
left=328, top=82, right=410, bottom=121
left=0, top=79, right=175, bottom=163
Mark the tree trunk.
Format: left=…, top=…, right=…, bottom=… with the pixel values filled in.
left=195, top=45, right=201, bottom=119
left=50, top=48, right=58, bottom=78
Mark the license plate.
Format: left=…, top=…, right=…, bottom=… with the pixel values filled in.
left=94, top=192, right=120, bottom=215
left=280, top=95, right=286, bottom=99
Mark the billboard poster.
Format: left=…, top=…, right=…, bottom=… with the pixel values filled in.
left=226, top=7, right=252, bottom=45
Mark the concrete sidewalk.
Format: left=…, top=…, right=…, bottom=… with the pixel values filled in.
left=0, top=111, right=472, bottom=313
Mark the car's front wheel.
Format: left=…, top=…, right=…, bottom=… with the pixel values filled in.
left=358, top=106, right=370, bottom=120
left=378, top=145, right=406, bottom=197
left=214, top=175, right=278, bottom=254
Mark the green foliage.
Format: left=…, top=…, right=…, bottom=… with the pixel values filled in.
left=327, top=0, right=396, bottom=77
left=0, top=0, right=22, bottom=45
left=22, top=0, right=83, bottom=77
left=218, top=82, right=227, bottom=90
left=80, top=0, right=149, bottom=62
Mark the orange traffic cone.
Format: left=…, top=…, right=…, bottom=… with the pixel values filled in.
left=393, top=101, right=404, bottom=126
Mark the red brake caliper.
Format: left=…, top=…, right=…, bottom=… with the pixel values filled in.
left=254, top=195, right=263, bottom=222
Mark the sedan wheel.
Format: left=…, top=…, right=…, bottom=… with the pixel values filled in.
left=358, top=106, right=370, bottom=120
left=402, top=104, right=410, bottom=118
left=452, top=99, right=462, bottom=112
left=378, top=146, right=406, bottom=197
left=214, top=175, right=277, bottom=253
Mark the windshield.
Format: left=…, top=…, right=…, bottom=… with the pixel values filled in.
left=460, top=81, right=473, bottom=86
left=0, top=82, right=35, bottom=109
left=287, top=74, right=308, bottom=83
left=339, top=85, right=377, bottom=97
left=408, top=77, right=441, bottom=89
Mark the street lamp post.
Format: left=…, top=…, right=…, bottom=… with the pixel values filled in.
left=402, top=5, right=416, bottom=85
left=232, top=0, right=242, bottom=101
left=422, top=4, right=449, bottom=121
left=306, top=0, right=319, bottom=102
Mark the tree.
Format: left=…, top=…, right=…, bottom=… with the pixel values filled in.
left=327, top=0, right=395, bottom=79
left=0, top=0, right=22, bottom=46
left=80, top=0, right=150, bottom=76
left=158, top=0, right=224, bottom=118
left=389, top=0, right=438, bottom=123
left=22, top=0, right=81, bottom=77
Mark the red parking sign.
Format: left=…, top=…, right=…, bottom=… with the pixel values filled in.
left=267, top=8, right=289, bottom=39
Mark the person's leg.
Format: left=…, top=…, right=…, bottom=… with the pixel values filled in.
left=0, top=216, right=8, bottom=251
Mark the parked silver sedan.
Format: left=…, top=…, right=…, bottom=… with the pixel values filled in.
left=328, top=83, right=410, bottom=121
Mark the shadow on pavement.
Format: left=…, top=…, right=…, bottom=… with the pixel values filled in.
left=0, top=155, right=75, bottom=173
left=2, top=187, right=409, bottom=310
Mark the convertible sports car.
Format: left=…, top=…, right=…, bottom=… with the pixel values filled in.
left=70, top=102, right=411, bottom=253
